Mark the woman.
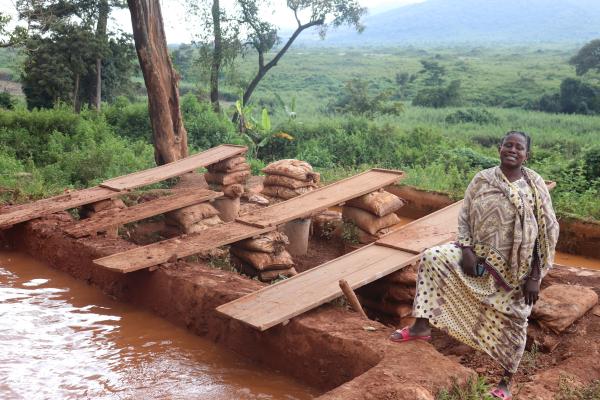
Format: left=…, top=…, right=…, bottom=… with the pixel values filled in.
left=390, top=131, right=559, bottom=400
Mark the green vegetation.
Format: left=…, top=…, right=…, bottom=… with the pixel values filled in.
left=436, top=376, right=494, bottom=400
left=0, top=44, right=598, bottom=222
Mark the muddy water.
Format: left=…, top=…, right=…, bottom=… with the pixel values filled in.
left=0, top=251, right=317, bottom=400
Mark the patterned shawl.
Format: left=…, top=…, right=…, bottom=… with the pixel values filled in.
left=457, top=166, right=559, bottom=290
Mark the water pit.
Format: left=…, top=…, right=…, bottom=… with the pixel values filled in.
left=0, top=250, right=316, bottom=400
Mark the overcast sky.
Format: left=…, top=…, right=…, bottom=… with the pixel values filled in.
left=1, top=0, right=425, bottom=44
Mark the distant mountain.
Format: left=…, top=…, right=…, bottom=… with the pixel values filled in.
left=298, top=0, right=600, bottom=45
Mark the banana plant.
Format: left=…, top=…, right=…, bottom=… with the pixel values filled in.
left=237, top=106, right=293, bottom=159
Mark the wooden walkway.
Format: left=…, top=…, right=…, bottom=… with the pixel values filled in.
left=0, top=144, right=246, bottom=230
left=64, top=189, right=222, bottom=238
left=237, top=169, right=405, bottom=228
left=93, top=169, right=405, bottom=273
left=216, top=201, right=462, bottom=331
left=100, top=144, right=246, bottom=191
left=95, top=222, right=274, bottom=273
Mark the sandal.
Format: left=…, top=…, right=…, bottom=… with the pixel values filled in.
left=389, top=326, right=431, bottom=342
left=490, top=387, right=512, bottom=399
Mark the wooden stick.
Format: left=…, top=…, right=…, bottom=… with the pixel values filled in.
left=339, top=279, right=369, bottom=320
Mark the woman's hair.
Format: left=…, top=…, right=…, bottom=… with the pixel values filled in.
left=502, top=130, right=531, bottom=152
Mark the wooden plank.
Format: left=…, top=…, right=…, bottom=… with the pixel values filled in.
left=100, top=144, right=247, bottom=191
left=216, top=244, right=420, bottom=331
left=64, top=189, right=222, bottom=238
left=93, top=222, right=274, bottom=273
left=236, top=169, right=405, bottom=228
left=375, top=201, right=463, bottom=253
left=0, top=186, right=119, bottom=230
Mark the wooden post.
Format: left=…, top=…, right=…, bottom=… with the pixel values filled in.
left=339, top=279, right=368, bottom=320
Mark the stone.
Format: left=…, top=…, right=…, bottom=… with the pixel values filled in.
left=531, top=284, right=598, bottom=334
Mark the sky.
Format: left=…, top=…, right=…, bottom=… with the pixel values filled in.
left=1, top=0, right=425, bottom=44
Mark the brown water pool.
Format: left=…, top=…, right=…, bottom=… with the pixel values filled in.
left=0, top=250, right=317, bottom=400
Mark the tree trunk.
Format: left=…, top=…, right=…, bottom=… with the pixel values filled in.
left=210, top=0, right=221, bottom=113
left=91, top=0, right=109, bottom=111
left=128, top=0, right=188, bottom=165
left=73, top=73, right=81, bottom=113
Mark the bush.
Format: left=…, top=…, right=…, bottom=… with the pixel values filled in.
left=180, top=94, right=239, bottom=150
left=413, top=80, right=462, bottom=108
left=445, top=109, right=500, bottom=125
left=0, top=91, right=15, bottom=110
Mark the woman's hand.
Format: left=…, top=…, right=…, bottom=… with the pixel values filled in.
left=523, top=278, right=541, bottom=306
left=460, top=247, right=478, bottom=277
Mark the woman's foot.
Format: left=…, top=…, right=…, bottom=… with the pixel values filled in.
left=389, top=326, right=431, bottom=342
left=490, top=378, right=512, bottom=399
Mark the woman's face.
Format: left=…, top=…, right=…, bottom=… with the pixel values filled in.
left=499, top=134, right=529, bottom=169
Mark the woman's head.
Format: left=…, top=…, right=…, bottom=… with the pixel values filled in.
left=498, top=131, right=530, bottom=169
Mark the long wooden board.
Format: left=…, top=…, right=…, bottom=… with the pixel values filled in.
left=100, top=144, right=247, bottom=191
left=64, top=189, right=222, bottom=238
left=0, top=186, right=119, bottom=230
left=236, top=169, right=405, bottom=228
left=375, top=201, right=463, bottom=253
left=216, top=245, right=420, bottom=331
left=94, top=222, right=274, bottom=273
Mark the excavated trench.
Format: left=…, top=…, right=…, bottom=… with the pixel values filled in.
left=1, top=185, right=599, bottom=399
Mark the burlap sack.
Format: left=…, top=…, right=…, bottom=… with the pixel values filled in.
left=360, top=297, right=412, bottom=317
left=205, top=170, right=251, bottom=186
left=222, top=184, right=244, bottom=199
left=312, top=210, right=343, bottom=238
left=262, top=159, right=317, bottom=181
left=346, top=190, right=405, bottom=217
left=230, top=247, right=294, bottom=271
left=166, top=203, right=220, bottom=228
left=342, top=206, right=401, bottom=235
left=264, top=174, right=319, bottom=189
left=186, top=215, right=223, bottom=233
left=235, top=231, right=290, bottom=253
left=207, top=156, right=247, bottom=172
left=356, top=226, right=392, bottom=244
left=387, top=285, right=416, bottom=303
left=385, top=266, right=417, bottom=286
left=262, top=184, right=314, bottom=200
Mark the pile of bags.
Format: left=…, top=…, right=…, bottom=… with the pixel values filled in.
left=342, top=189, right=405, bottom=243
left=261, top=159, right=320, bottom=200
left=205, top=156, right=251, bottom=193
left=230, top=231, right=298, bottom=282
left=357, top=265, right=417, bottom=326
left=165, top=202, right=222, bottom=233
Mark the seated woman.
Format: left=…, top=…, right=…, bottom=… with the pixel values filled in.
left=390, top=131, right=559, bottom=400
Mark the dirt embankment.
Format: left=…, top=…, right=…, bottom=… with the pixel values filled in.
left=3, top=212, right=473, bottom=399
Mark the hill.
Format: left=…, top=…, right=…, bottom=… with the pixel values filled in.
left=298, top=0, right=600, bottom=45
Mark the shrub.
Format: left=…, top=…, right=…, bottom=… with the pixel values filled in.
left=0, top=91, right=15, bottom=110
left=413, top=80, right=462, bottom=108
left=445, top=108, right=500, bottom=125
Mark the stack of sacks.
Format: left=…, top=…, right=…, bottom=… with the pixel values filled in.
left=205, top=156, right=251, bottom=193
left=79, top=198, right=126, bottom=237
left=261, top=159, right=320, bottom=200
left=342, top=189, right=405, bottom=243
left=165, top=202, right=222, bottom=234
left=357, top=264, right=418, bottom=326
left=230, top=231, right=298, bottom=282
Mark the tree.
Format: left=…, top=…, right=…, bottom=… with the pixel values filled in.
left=17, top=0, right=135, bottom=111
left=128, top=0, right=188, bottom=164
left=570, top=39, right=600, bottom=76
left=0, top=13, right=27, bottom=48
left=238, top=0, right=366, bottom=107
left=419, top=60, right=446, bottom=87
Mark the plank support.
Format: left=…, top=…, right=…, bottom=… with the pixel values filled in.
left=339, top=279, right=369, bottom=320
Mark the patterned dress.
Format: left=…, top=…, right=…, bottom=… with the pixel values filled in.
left=412, top=167, right=559, bottom=373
